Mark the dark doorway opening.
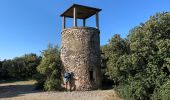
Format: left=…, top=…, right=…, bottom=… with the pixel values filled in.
left=89, top=71, right=94, bottom=81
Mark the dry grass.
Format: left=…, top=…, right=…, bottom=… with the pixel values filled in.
left=0, top=80, right=122, bottom=100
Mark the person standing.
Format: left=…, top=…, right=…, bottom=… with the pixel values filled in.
left=64, top=72, right=71, bottom=91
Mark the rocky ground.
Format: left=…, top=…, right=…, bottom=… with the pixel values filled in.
left=0, top=80, right=122, bottom=100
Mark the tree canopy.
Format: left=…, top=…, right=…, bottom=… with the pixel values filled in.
left=102, top=12, right=170, bottom=100
left=0, top=53, right=41, bottom=79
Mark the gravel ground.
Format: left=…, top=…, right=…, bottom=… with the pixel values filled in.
left=0, top=80, right=122, bottom=100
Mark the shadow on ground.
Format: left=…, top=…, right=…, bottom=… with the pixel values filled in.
left=0, top=84, right=40, bottom=99
left=0, top=78, right=115, bottom=99
left=101, top=77, right=115, bottom=90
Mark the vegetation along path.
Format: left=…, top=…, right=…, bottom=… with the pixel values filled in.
left=0, top=80, right=122, bottom=100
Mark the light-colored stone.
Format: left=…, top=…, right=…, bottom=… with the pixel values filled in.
left=61, top=27, right=101, bottom=90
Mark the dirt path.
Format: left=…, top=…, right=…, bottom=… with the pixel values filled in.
left=0, top=80, right=122, bottom=100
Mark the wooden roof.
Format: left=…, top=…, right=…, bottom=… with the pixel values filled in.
left=60, top=4, right=101, bottom=19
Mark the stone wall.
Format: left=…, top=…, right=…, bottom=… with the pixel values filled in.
left=61, top=27, right=101, bottom=90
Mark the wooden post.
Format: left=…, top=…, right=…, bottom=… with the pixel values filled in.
left=96, top=12, right=99, bottom=29
left=62, top=16, right=66, bottom=29
left=73, top=7, right=77, bottom=27
left=83, top=19, right=86, bottom=27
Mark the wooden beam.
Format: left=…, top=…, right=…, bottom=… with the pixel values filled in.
left=62, top=16, right=66, bottom=29
left=83, top=19, right=86, bottom=27
left=96, top=12, right=99, bottom=29
left=73, top=7, right=77, bottom=27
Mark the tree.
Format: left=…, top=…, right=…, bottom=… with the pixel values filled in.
left=123, top=12, right=170, bottom=99
left=36, top=44, right=61, bottom=91
left=22, top=53, right=41, bottom=77
left=0, top=53, right=41, bottom=80
left=104, top=12, right=170, bottom=100
left=0, top=61, right=1, bottom=72
left=1, top=60, right=13, bottom=79
left=101, top=34, right=130, bottom=85
left=0, top=60, right=6, bottom=79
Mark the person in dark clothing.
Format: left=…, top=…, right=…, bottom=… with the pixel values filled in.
left=64, top=72, right=71, bottom=91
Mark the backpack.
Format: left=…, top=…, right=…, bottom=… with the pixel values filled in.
left=64, top=72, right=71, bottom=79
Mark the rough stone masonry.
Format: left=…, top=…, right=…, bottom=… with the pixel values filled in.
left=61, top=27, right=101, bottom=90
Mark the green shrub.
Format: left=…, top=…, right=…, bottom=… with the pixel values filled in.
left=117, top=77, right=150, bottom=100
left=36, top=44, right=61, bottom=91
left=44, top=78, right=60, bottom=91
left=34, top=73, right=46, bottom=90
left=152, top=79, right=170, bottom=100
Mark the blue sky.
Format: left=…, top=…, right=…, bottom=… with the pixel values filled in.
left=0, top=0, right=170, bottom=60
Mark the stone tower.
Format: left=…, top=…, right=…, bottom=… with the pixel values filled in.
left=60, top=4, right=102, bottom=90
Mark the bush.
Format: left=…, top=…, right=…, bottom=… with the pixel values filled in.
left=44, top=78, right=61, bottom=91
left=117, top=77, right=150, bottom=100
left=152, top=79, right=170, bottom=100
left=36, top=44, right=61, bottom=91
left=34, top=73, right=46, bottom=90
